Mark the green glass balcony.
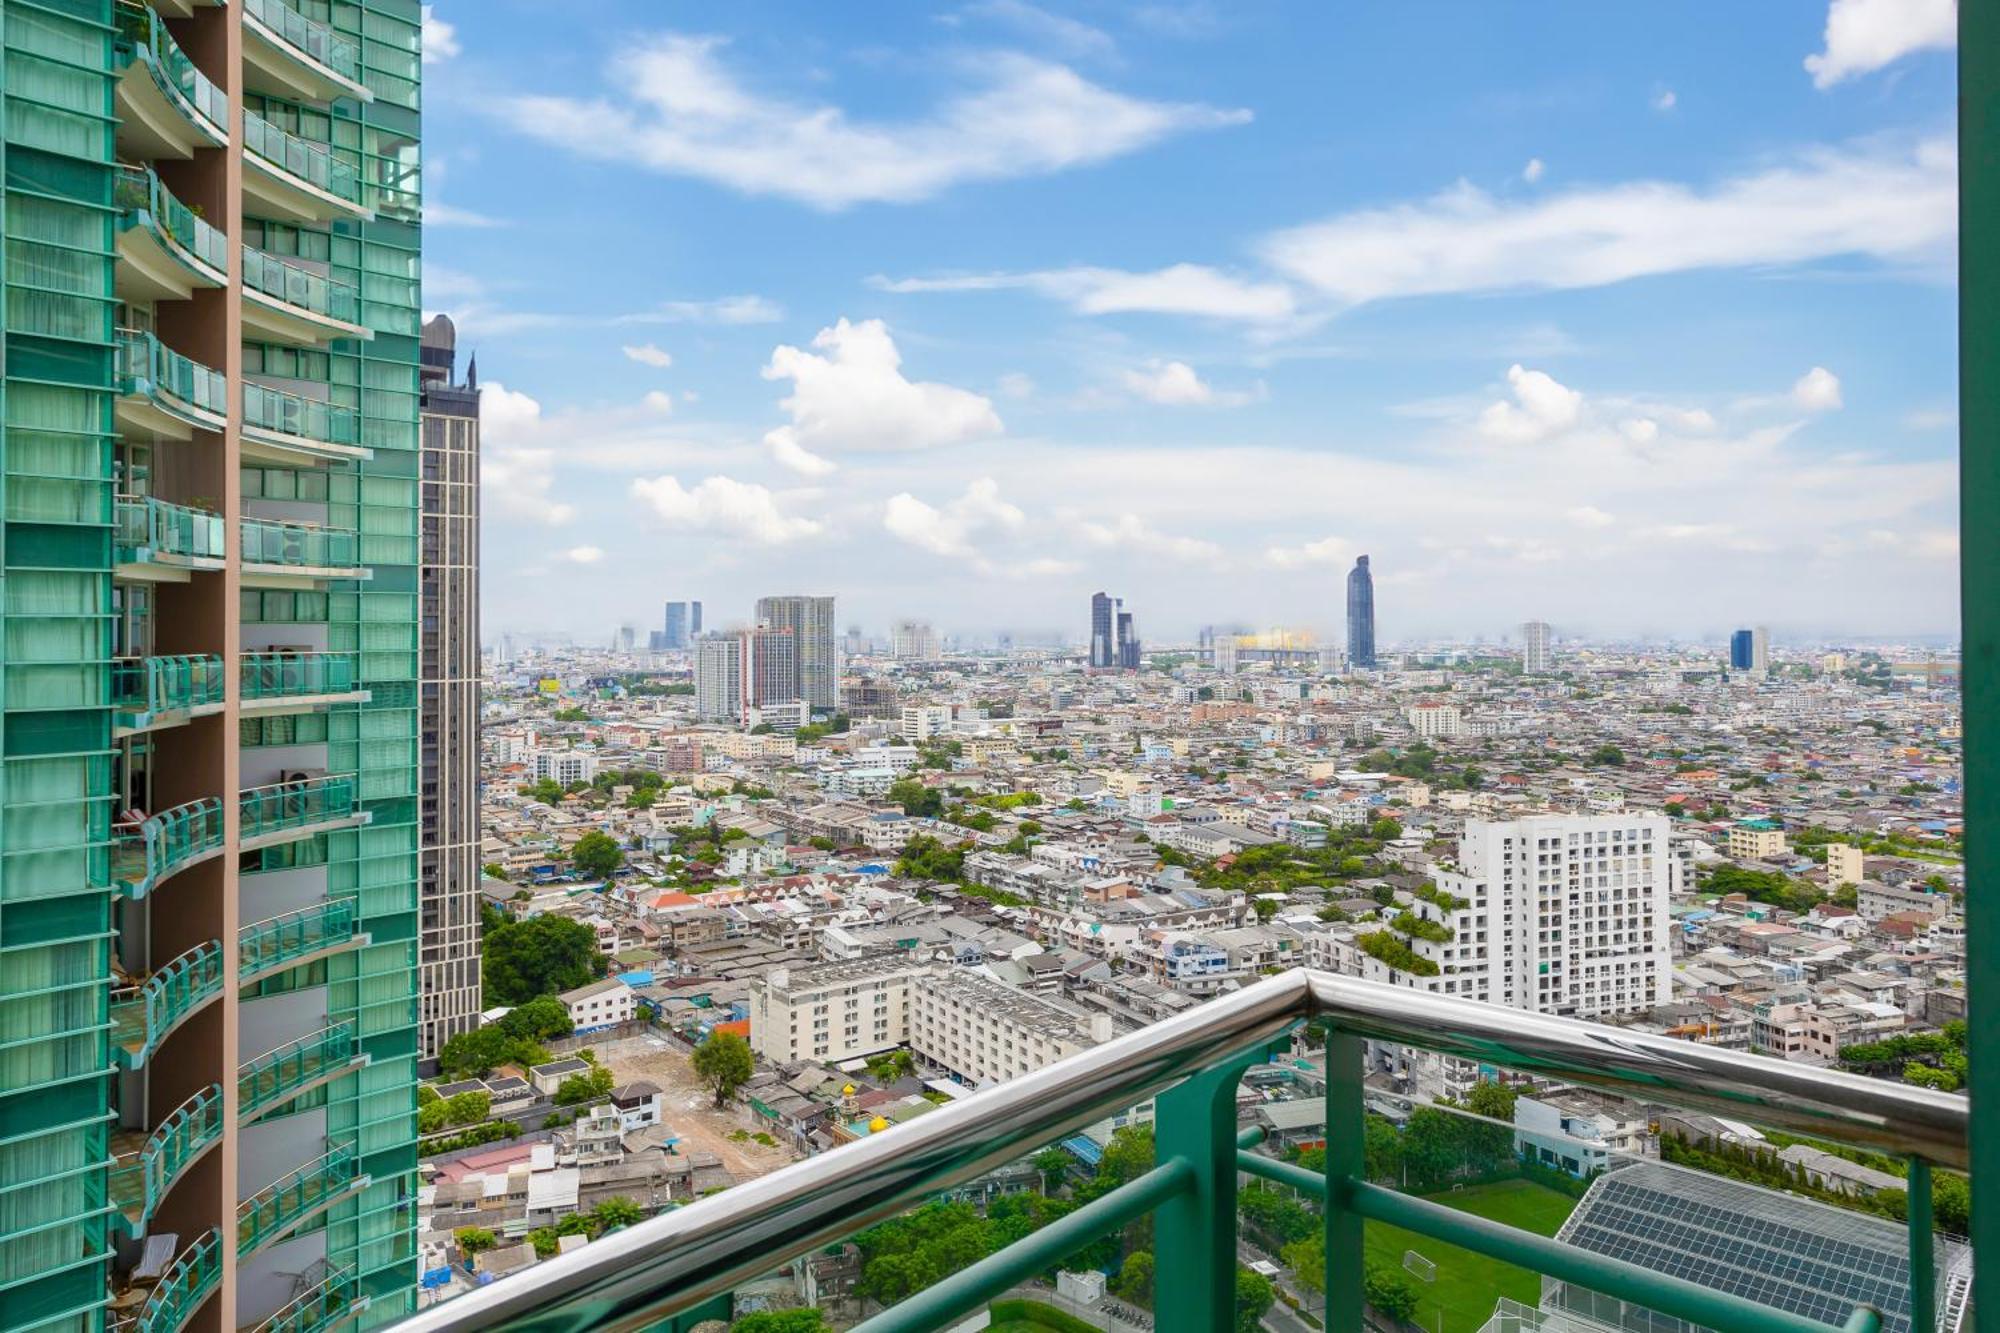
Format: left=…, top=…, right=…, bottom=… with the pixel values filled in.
left=240, top=516, right=367, bottom=578
left=241, top=382, right=370, bottom=462
left=112, top=1, right=228, bottom=158
left=239, top=775, right=367, bottom=848
left=108, top=1084, right=223, bottom=1239
left=246, top=1266, right=367, bottom=1333
left=117, top=330, right=228, bottom=438
left=114, top=796, right=226, bottom=898
left=113, top=655, right=227, bottom=733
left=239, top=1142, right=367, bottom=1257
left=115, top=495, right=227, bottom=573
left=239, top=1023, right=366, bottom=1122
left=109, top=940, right=223, bottom=1069
left=114, top=165, right=227, bottom=301
left=243, top=0, right=371, bottom=103
left=240, top=898, right=365, bottom=984
left=242, top=243, right=369, bottom=344
left=243, top=109, right=372, bottom=224
left=121, top=1229, right=221, bottom=1333
left=240, top=651, right=365, bottom=710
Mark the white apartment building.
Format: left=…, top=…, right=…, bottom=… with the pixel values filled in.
left=892, top=619, right=941, bottom=661
left=901, top=704, right=953, bottom=743
left=558, top=977, right=636, bottom=1032
left=531, top=748, right=598, bottom=787
left=1727, top=822, right=1789, bottom=860
left=1824, top=842, right=1867, bottom=887
left=1521, top=620, right=1553, bottom=674
left=1406, top=703, right=1463, bottom=738
left=749, top=955, right=917, bottom=1064
left=909, top=969, right=1111, bottom=1087
left=1415, top=812, right=1672, bottom=1020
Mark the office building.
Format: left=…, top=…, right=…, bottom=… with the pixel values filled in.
left=662, top=600, right=694, bottom=651
left=695, top=628, right=800, bottom=725
left=1347, top=555, right=1377, bottom=668
left=417, top=315, right=481, bottom=1061
left=1089, top=592, right=1117, bottom=667
left=0, top=0, right=426, bottom=1327
left=1730, top=626, right=1771, bottom=674
left=614, top=624, right=636, bottom=653
left=755, top=594, right=837, bottom=711
left=1116, top=610, right=1141, bottom=668
left=901, top=704, right=952, bottom=742
left=892, top=618, right=940, bottom=661
left=1521, top=620, right=1553, bottom=673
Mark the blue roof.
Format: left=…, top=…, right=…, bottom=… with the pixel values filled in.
left=618, top=970, right=654, bottom=987
left=1061, top=1135, right=1103, bottom=1165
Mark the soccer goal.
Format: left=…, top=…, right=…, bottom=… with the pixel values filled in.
left=1403, top=1250, right=1437, bottom=1283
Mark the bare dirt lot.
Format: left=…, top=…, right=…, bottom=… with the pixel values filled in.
left=587, top=1033, right=796, bottom=1181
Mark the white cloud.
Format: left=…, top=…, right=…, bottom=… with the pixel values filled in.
left=1619, top=418, right=1659, bottom=443
left=478, top=382, right=574, bottom=525
left=1260, top=137, right=1954, bottom=308
left=883, top=478, right=1025, bottom=561
left=1478, top=364, right=1583, bottom=443
left=1264, top=535, right=1351, bottom=569
left=874, top=263, right=1294, bottom=324
left=1075, top=513, right=1221, bottom=562
left=621, top=294, right=784, bottom=326
left=423, top=201, right=503, bottom=227
left=1523, top=157, right=1545, bottom=183
left=641, top=390, right=675, bottom=414
left=498, top=36, right=1247, bottom=209
left=1566, top=505, right=1616, bottom=528
left=630, top=475, right=822, bottom=545
left=561, top=546, right=604, bottom=564
left=762, top=318, right=1001, bottom=474
left=1123, top=360, right=1212, bottom=406
left=421, top=5, right=459, bottom=63
left=997, top=372, right=1037, bottom=399
left=1806, top=0, right=1955, bottom=88
left=1792, top=366, right=1844, bottom=411
left=1652, top=88, right=1678, bottom=112
left=622, top=343, right=674, bottom=368
left=960, top=0, right=1116, bottom=59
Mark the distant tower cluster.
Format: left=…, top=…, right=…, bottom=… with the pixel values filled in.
left=1730, top=626, right=1771, bottom=674
left=1346, top=556, right=1377, bottom=669
left=1521, top=620, right=1553, bottom=673
left=660, top=600, right=701, bottom=650
left=1089, top=591, right=1141, bottom=668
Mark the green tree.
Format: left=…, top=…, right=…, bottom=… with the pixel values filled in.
left=497, top=995, right=575, bottom=1043
left=1465, top=1079, right=1518, bottom=1122
left=483, top=914, right=605, bottom=1005
left=1364, top=1263, right=1421, bottom=1322
left=1032, top=1148, right=1073, bottom=1191
left=552, top=706, right=589, bottom=722
left=526, top=1227, right=561, bottom=1259
left=437, top=1025, right=548, bottom=1080
left=443, top=1090, right=492, bottom=1126
left=1590, top=744, right=1627, bottom=766
left=418, top=1100, right=448, bottom=1134
left=1250, top=897, right=1279, bottom=921
left=553, top=1065, right=616, bottom=1107
left=887, top=778, right=944, bottom=818
left=520, top=778, right=565, bottom=805
left=481, top=862, right=509, bottom=879
left=454, top=1227, right=497, bottom=1256
left=592, top=1196, right=646, bottom=1232
left=569, top=830, right=625, bottom=880
left=1280, top=1236, right=1323, bottom=1294
left=730, top=1312, right=832, bottom=1333
left=1234, top=1266, right=1275, bottom=1333
left=692, top=1029, right=754, bottom=1106
left=1114, top=1250, right=1155, bottom=1308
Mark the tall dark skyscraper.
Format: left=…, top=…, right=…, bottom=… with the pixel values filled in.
left=691, top=600, right=704, bottom=636
left=1117, top=611, right=1141, bottom=668
left=1090, top=591, right=1117, bottom=667
left=664, top=601, right=690, bottom=650
left=1347, top=555, right=1377, bottom=668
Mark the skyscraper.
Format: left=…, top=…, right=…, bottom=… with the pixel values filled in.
left=1521, top=620, right=1553, bottom=673
left=756, top=595, right=837, bottom=710
left=690, top=600, right=703, bottom=637
left=418, top=315, right=482, bottom=1062
left=1090, top=591, right=1117, bottom=667
left=892, top=619, right=941, bottom=661
left=696, top=628, right=802, bottom=724
left=0, top=0, right=426, bottom=1325
left=1730, top=626, right=1771, bottom=674
left=1347, top=555, right=1377, bottom=668
left=663, top=601, right=690, bottom=650
left=1117, top=610, right=1141, bottom=668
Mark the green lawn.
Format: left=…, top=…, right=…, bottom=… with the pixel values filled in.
left=1362, top=1179, right=1578, bottom=1333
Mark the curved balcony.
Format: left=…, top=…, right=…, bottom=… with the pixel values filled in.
left=240, top=899, right=367, bottom=985
left=108, top=1084, right=224, bottom=1239
left=113, top=654, right=227, bottom=734
left=239, top=776, right=370, bottom=852
left=246, top=1266, right=368, bottom=1333
left=241, top=516, right=370, bottom=584
left=241, top=382, right=371, bottom=465
left=243, top=0, right=372, bottom=104
left=109, top=940, right=224, bottom=1070
left=242, top=244, right=370, bottom=346
left=238, top=1142, right=368, bottom=1258
left=114, top=166, right=226, bottom=302
left=118, top=330, right=228, bottom=440
left=117, top=1229, right=221, bottom=1333
left=243, top=110, right=372, bottom=224
left=241, top=651, right=370, bottom=714
left=115, top=496, right=227, bottom=580
left=114, top=796, right=226, bottom=898
left=239, top=1023, right=368, bottom=1123
left=113, top=1, right=228, bottom=159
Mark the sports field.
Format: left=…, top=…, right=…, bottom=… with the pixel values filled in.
left=1361, top=1178, right=1579, bottom=1333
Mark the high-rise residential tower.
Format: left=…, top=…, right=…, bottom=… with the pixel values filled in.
left=417, top=314, right=480, bottom=1062
left=0, top=1, right=427, bottom=1329
left=1346, top=555, right=1377, bottom=668
left=694, top=628, right=801, bottom=725
left=1116, top=609, right=1141, bottom=669
left=1521, top=620, right=1553, bottom=673
left=690, top=599, right=702, bottom=637
left=755, top=594, right=836, bottom=710
left=892, top=618, right=940, bottom=661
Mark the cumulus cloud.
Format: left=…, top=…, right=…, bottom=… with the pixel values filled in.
left=1264, top=535, right=1352, bottom=569
left=873, top=263, right=1294, bottom=324
left=1566, top=506, right=1616, bottom=528
left=479, top=382, right=574, bottom=525
left=561, top=546, right=604, bottom=564
left=1122, top=360, right=1213, bottom=406
left=630, top=475, right=822, bottom=545
left=1522, top=157, right=1545, bottom=183
left=1792, top=366, right=1844, bottom=412
left=762, top=318, right=1001, bottom=474
left=622, top=343, right=674, bottom=368
left=1075, top=513, right=1221, bottom=562
left=1477, top=365, right=1583, bottom=443
left=421, top=5, right=459, bottom=63
left=497, top=36, right=1247, bottom=209
left=1805, top=0, right=1955, bottom=88
left=883, top=478, right=1028, bottom=564
left=1652, top=88, right=1678, bottom=112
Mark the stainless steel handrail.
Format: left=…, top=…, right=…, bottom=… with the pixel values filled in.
left=387, top=967, right=1967, bottom=1333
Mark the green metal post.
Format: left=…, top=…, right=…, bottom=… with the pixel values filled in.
left=1153, top=1058, right=1251, bottom=1333
left=1908, top=1159, right=1935, bottom=1333
left=1323, top=1030, right=1365, bottom=1333
left=1962, top=4, right=1998, bottom=1330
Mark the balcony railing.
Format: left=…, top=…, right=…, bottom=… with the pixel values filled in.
left=109, top=940, right=223, bottom=1067
left=249, top=1266, right=366, bottom=1333
left=239, top=1142, right=364, bottom=1256
left=243, top=0, right=365, bottom=85
left=239, top=775, right=360, bottom=843
left=242, top=381, right=365, bottom=453
left=243, top=243, right=363, bottom=327
left=240, top=516, right=363, bottom=572
left=240, top=1022, right=364, bottom=1121
left=244, top=109, right=365, bottom=208
left=114, top=164, right=228, bottom=276
left=114, top=495, right=227, bottom=566
left=241, top=651, right=361, bottom=702
left=383, top=969, right=1969, bottom=1333
left=117, top=329, right=228, bottom=425
left=113, top=1, right=228, bottom=142
left=115, top=1228, right=221, bottom=1333
left=113, top=796, right=226, bottom=897
left=240, top=898, right=361, bottom=981
left=113, top=654, right=226, bottom=731
left=108, top=1084, right=223, bottom=1235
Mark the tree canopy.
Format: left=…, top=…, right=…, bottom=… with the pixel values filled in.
left=569, top=830, right=625, bottom=880
left=483, top=914, right=606, bottom=1005
left=692, top=1029, right=754, bottom=1106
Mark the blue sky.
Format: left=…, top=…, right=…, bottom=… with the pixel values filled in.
left=418, top=0, right=1958, bottom=647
